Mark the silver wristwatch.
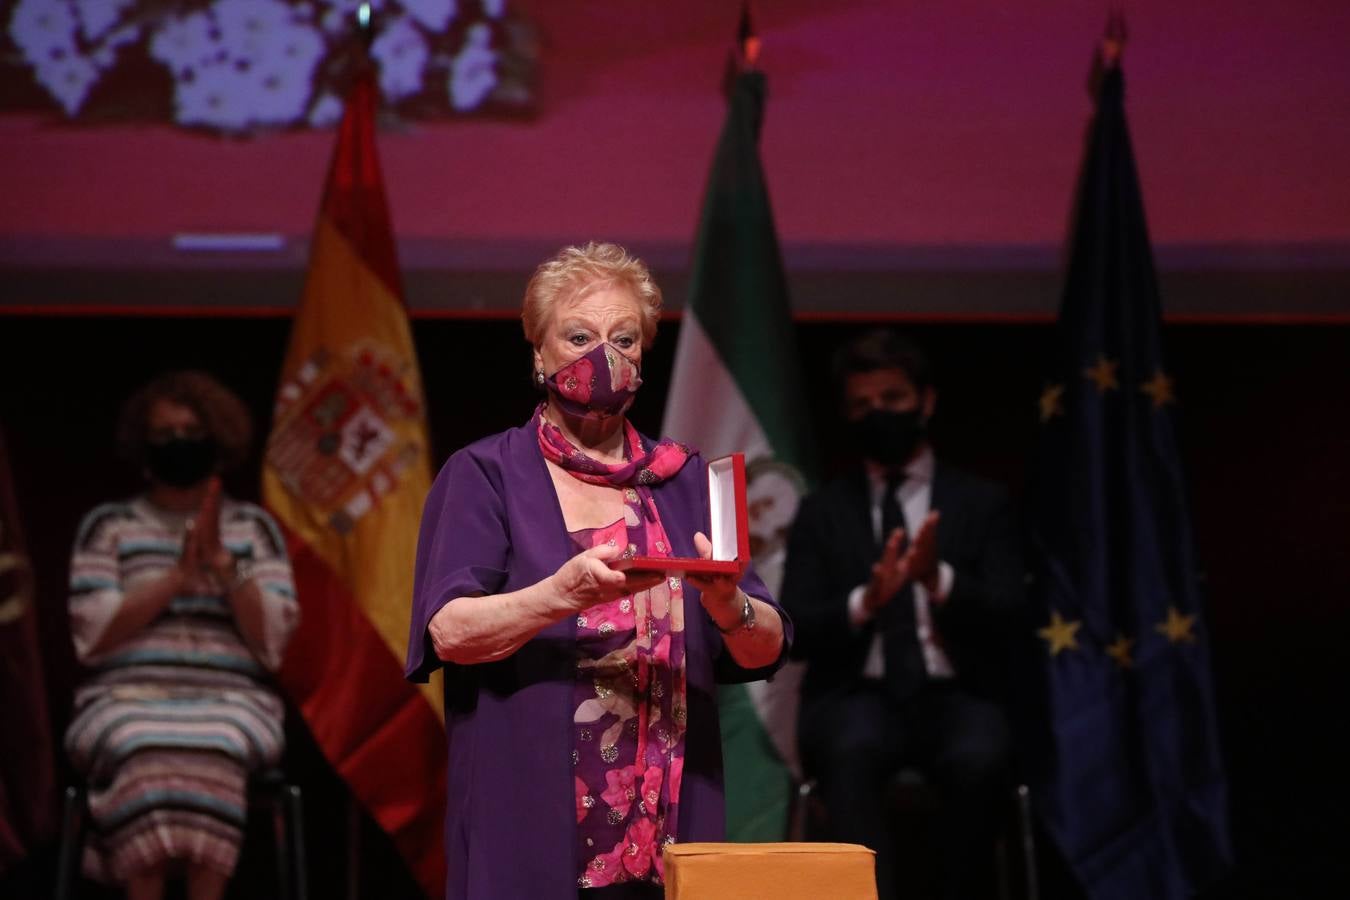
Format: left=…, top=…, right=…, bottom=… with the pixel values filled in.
left=718, top=591, right=756, bottom=634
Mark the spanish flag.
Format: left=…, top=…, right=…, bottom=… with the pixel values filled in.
left=263, top=70, right=445, bottom=897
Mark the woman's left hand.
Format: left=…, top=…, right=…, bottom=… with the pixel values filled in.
left=688, top=531, right=744, bottom=632
left=193, top=477, right=237, bottom=590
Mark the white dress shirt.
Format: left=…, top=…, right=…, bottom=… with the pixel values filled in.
left=846, top=447, right=956, bottom=680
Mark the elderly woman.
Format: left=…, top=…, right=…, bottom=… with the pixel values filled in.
left=405, top=243, right=792, bottom=900
left=65, top=372, right=298, bottom=900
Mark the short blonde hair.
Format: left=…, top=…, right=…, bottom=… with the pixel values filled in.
left=521, top=242, right=663, bottom=349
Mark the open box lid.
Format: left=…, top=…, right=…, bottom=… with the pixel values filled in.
left=611, top=453, right=749, bottom=576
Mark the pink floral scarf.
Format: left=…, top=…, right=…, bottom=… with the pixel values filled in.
left=537, top=406, right=689, bottom=489
left=536, top=409, right=693, bottom=889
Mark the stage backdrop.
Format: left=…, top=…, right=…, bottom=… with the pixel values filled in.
left=3, top=0, right=1349, bottom=319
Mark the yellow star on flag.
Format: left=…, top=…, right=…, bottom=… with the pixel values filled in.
left=1037, top=610, right=1082, bottom=657
left=1155, top=606, right=1197, bottom=644
left=1141, top=370, right=1176, bottom=408
left=1105, top=633, right=1135, bottom=668
left=1083, top=354, right=1120, bottom=393
left=1039, top=383, right=1066, bottom=423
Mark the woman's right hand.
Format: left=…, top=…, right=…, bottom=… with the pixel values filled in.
left=427, top=545, right=664, bottom=666
left=174, top=477, right=237, bottom=596
left=550, top=544, right=663, bottom=611
left=175, top=519, right=210, bottom=595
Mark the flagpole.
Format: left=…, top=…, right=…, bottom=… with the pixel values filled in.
left=349, top=12, right=373, bottom=895
left=347, top=7, right=374, bottom=900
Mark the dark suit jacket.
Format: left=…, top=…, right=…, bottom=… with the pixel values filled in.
left=783, top=460, right=1025, bottom=708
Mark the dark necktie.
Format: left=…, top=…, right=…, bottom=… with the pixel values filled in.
left=879, top=473, right=906, bottom=548
left=877, top=474, right=925, bottom=700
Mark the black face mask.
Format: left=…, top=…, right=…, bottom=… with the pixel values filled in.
left=145, top=436, right=218, bottom=488
left=848, top=408, right=925, bottom=466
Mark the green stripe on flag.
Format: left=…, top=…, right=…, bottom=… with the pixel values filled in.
left=718, top=683, right=792, bottom=841
left=686, top=71, right=815, bottom=478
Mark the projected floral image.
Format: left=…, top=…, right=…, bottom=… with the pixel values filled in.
left=2, top=0, right=535, bottom=133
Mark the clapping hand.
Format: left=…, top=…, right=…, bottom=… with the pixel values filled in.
left=861, top=510, right=940, bottom=614
left=178, top=477, right=235, bottom=594
left=905, top=510, right=941, bottom=594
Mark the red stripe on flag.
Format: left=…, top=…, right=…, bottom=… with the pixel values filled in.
left=276, top=525, right=445, bottom=898
left=319, top=72, right=404, bottom=299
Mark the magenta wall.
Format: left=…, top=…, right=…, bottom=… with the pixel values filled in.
left=3, top=0, right=1349, bottom=256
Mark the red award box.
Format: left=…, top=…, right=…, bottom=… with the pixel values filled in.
left=610, top=453, right=750, bottom=576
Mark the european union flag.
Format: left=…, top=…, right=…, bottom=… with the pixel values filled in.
left=1026, top=42, right=1233, bottom=900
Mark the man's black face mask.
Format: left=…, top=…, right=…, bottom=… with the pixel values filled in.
left=847, top=408, right=924, bottom=466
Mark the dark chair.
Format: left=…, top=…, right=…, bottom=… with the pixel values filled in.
left=790, top=771, right=1039, bottom=900
left=54, top=766, right=308, bottom=900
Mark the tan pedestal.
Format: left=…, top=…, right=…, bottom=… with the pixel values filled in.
left=663, top=842, right=877, bottom=900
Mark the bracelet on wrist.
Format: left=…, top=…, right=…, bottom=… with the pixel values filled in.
left=716, top=591, right=756, bottom=635
left=221, top=560, right=253, bottom=594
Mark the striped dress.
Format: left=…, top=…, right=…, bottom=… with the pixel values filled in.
left=64, top=496, right=299, bottom=882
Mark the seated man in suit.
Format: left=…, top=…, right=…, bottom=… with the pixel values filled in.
left=782, top=329, right=1025, bottom=900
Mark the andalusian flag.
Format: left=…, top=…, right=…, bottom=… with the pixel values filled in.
left=661, top=23, right=815, bottom=841
left=263, top=70, right=445, bottom=896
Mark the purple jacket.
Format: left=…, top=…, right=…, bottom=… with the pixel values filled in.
left=405, top=418, right=793, bottom=900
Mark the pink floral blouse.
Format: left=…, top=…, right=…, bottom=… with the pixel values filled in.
left=568, top=493, right=688, bottom=890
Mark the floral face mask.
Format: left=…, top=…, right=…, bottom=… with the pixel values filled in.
left=544, top=341, right=643, bottom=421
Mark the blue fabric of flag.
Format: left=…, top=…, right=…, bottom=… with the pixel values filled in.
left=1026, top=63, right=1233, bottom=900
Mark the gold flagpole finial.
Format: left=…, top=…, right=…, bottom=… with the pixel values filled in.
left=737, top=1, right=761, bottom=70
left=1101, top=7, right=1127, bottom=69
left=1088, top=5, right=1128, bottom=99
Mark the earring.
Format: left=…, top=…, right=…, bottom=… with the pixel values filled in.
left=535, top=370, right=545, bottom=385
